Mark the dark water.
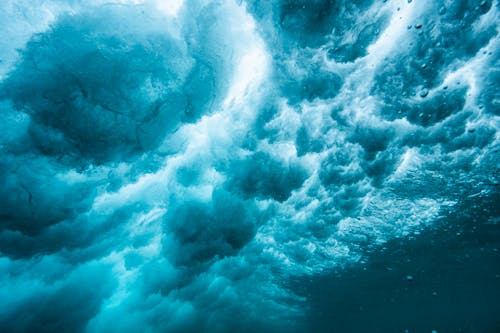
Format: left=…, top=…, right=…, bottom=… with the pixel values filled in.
left=300, top=192, right=500, bottom=333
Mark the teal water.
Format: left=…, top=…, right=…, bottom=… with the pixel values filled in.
left=0, top=1, right=498, bottom=332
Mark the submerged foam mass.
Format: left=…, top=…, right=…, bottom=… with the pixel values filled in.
left=0, top=0, right=498, bottom=332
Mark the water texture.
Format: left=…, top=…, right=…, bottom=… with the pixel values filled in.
left=0, top=0, right=498, bottom=332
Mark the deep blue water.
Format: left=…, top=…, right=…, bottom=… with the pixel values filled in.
left=0, top=0, right=498, bottom=332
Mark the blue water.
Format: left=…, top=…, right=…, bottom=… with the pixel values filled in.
left=0, top=0, right=498, bottom=332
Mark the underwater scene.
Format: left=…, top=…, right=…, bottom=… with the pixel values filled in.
left=0, top=0, right=499, bottom=332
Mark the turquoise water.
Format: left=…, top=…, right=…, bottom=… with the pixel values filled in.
left=0, top=0, right=498, bottom=332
